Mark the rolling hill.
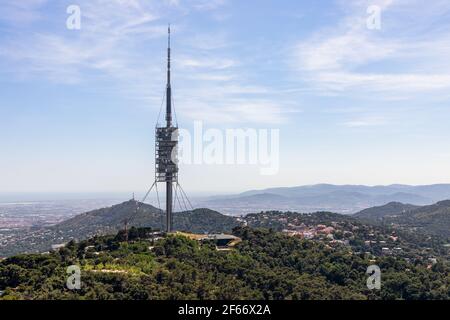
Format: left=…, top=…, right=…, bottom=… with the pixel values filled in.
left=0, top=200, right=240, bottom=257
left=354, top=200, right=450, bottom=237
left=353, top=202, right=419, bottom=221
left=383, top=200, right=450, bottom=237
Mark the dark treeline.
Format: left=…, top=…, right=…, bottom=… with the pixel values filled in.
left=0, top=227, right=448, bottom=300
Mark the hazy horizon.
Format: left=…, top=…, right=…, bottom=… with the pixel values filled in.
left=3, top=182, right=450, bottom=203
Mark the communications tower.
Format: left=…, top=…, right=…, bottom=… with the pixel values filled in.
left=127, top=25, right=192, bottom=234
left=155, top=25, right=178, bottom=233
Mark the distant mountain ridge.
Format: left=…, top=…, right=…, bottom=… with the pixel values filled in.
left=200, top=184, right=450, bottom=215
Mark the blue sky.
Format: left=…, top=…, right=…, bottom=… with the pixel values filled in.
left=1, top=0, right=450, bottom=194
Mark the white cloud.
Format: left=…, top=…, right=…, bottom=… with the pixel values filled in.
left=314, top=72, right=450, bottom=93
left=295, top=32, right=398, bottom=72
left=342, top=116, right=388, bottom=127
left=182, top=31, right=232, bottom=50
left=291, top=0, right=450, bottom=97
left=181, top=99, right=289, bottom=125
left=163, top=0, right=228, bottom=12
left=186, top=73, right=235, bottom=81
left=177, top=56, right=236, bottom=70
left=0, top=0, right=49, bottom=25
left=0, top=0, right=294, bottom=125
left=190, top=0, right=227, bottom=11
left=0, top=0, right=168, bottom=84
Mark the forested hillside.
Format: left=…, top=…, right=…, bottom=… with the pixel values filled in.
left=354, top=200, right=450, bottom=237
left=0, top=201, right=239, bottom=257
left=354, top=202, right=419, bottom=221
left=383, top=200, right=450, bottom=237
left=0, top=227, right=448, bottom=300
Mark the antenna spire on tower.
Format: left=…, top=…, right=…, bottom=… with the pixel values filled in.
left=166, top=23, right=172, bottom=127
left=167, top=24, right=171, bottom=84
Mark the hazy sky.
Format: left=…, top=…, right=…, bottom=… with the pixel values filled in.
left=1, top=0, right=450, bottom=194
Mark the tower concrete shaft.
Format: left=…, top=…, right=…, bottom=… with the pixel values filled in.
left=165, top=25, right=173, bottom=233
